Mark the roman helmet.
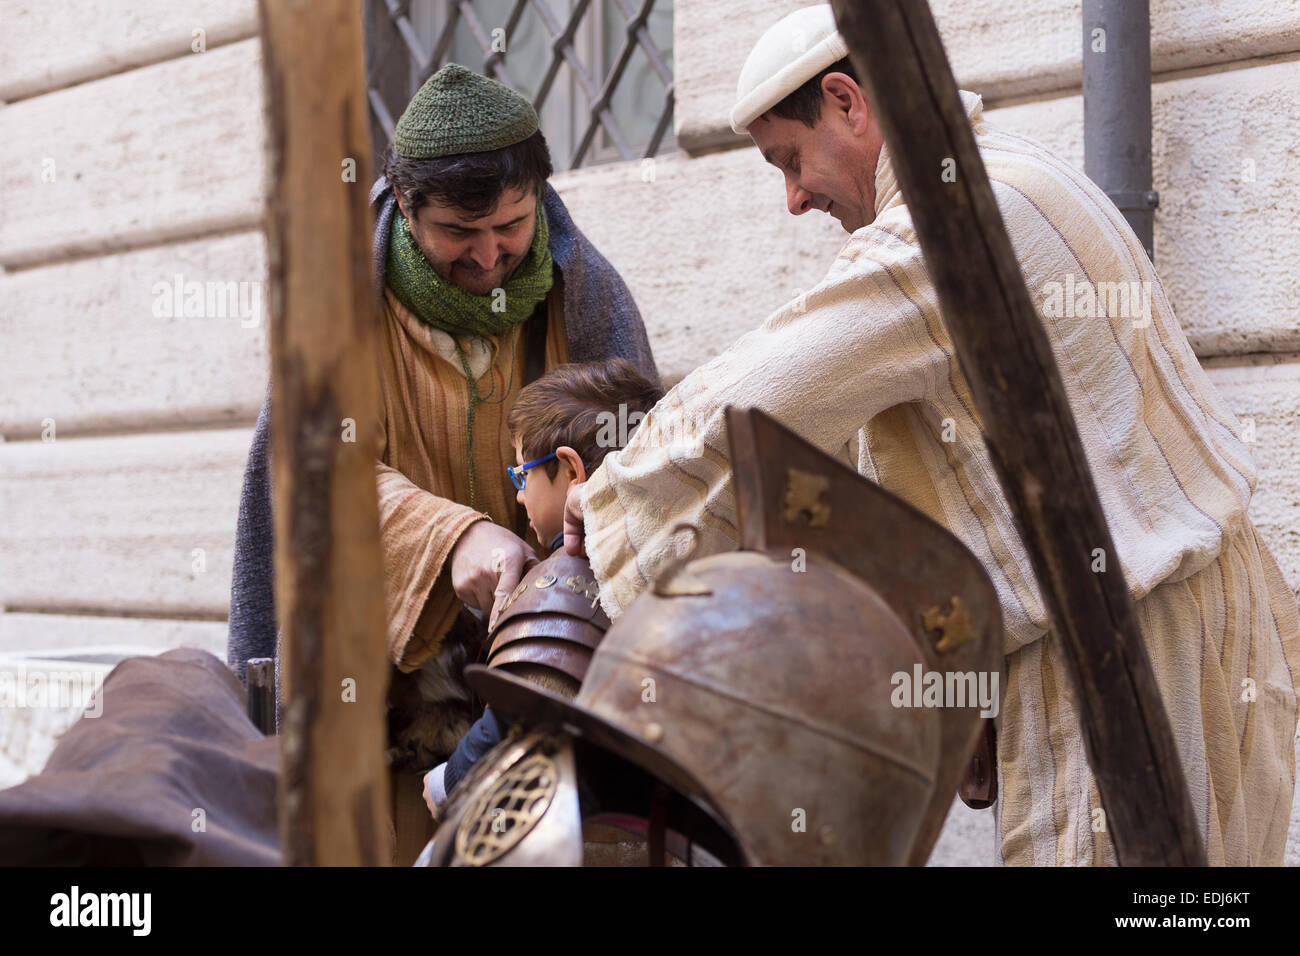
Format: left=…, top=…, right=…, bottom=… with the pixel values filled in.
left=418, top=407, right=1002, bottom=866
left=485, top=551, right=611, bottom=699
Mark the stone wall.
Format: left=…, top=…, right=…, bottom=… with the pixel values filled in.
left=0, top=1, right=260, bottom=784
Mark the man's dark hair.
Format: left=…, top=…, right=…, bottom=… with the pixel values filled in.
left=768, top=56, right=860, bottom=129
left=383, top=128, right=554, bottom=219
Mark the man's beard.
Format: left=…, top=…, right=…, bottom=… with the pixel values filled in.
left=447, top=257, right=519, bottom=295
left=405, top=216, right=534, bottom=296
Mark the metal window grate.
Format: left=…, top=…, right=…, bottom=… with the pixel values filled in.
left=364, top=0, right=674, bottom=173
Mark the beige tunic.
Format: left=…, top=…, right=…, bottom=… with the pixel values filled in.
left=373, top=276, right=568, bottom=672
left=579, top=91, right=1300, bottom=865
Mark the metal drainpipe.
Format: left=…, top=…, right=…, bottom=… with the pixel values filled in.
left=1082, top=0, right=1160, bottom=262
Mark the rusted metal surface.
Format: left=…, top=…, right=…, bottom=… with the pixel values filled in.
left=490, top=639, right=594, bottom=684
left=486, top=552, right=611, bottom=692
left=726, top=407, right=1002, bottom=863
left=425, top=407, right=1002, bottom=866
left=579, top=548, right=938, bottom=865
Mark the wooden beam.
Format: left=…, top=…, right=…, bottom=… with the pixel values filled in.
left=259, top=0, right=391, bottom=866
left=829, top=0, right=1204, bottom=865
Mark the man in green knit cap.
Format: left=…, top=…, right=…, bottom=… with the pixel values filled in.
left=228, top=64, right=658, bottom=859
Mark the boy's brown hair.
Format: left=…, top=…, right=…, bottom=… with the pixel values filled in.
left=508, top=358, right=663, bottom=480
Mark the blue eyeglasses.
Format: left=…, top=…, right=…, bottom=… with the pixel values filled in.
left=507, top=452, right=558, bottom=491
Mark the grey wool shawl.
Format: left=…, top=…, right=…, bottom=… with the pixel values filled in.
left=226, top=177, right=659, bottom=680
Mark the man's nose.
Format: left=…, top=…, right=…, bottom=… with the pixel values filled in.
left=786, top=178, right=813, bottom=216
left=516, top=487, right=526, bottom=506
left=467, top=234, right=501, bottom=271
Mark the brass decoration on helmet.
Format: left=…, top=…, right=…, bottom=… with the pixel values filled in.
left=564, top=574, right=599, bottom=604
left=782, top=467, right=831, bottom=527
left=497, top=577, right=530, bottom=616
left=922, top=595, right=976, bottom=653
left=419, top=727, right=585, bottom=868
left=452, top=750, right=560, bottom=866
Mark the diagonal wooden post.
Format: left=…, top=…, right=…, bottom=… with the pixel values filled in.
left=829, top=0, right=1204, bottom=865
left=259, top=0, right=391, bottom=866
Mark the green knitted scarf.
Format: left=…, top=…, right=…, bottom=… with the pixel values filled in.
left=385, top=203, right=553, bottom=338
left=385, top=203, right=553, bottom=510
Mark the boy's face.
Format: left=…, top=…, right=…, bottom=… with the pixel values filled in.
left=513, top=439, right=582, bottom=546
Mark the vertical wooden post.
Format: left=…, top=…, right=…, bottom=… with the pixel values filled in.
left=829, top=0, right=1204, bottom=865
left=259, top=0, right=391, bottom=866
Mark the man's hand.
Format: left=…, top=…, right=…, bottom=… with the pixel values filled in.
left=562, top=481, right=587, bottom=557
left=448, top=520, right=537, bottom=620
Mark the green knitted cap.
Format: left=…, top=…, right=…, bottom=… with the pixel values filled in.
left=395, top=63, right=540, bottom=159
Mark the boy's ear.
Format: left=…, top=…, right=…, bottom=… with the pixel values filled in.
left=555, top=446, right=587, bottom=483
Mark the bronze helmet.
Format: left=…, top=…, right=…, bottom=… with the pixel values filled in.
left=420, top=407, right=1001, bottom=866
left=485, top=551, right=611, bottom=698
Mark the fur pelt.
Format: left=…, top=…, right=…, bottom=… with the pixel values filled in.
left=385, top=607, right=487, bottom=772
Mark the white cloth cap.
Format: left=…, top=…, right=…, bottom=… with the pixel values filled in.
left=730, top=4, right=849, bottom=134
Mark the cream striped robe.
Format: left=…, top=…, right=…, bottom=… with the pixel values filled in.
left=580, top=91, right=1300, bottom=865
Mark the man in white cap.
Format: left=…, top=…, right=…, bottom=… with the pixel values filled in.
left=564, top=4, right=1299, bottom=866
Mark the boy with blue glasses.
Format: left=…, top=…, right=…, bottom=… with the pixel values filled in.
left=425, top=358, right=662, bottom=815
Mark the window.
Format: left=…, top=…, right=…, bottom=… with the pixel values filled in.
left=365, top=0, right=675, bottom=173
